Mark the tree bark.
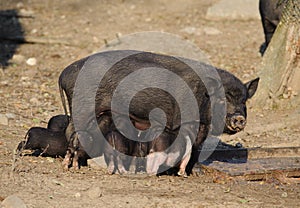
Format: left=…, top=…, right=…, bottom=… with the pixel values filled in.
left=254, top=0, right=300, bottom=109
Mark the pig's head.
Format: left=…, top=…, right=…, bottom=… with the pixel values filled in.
left=219, top=70, right=259, bottom=134
left=47, top=114, right=70, bottom=132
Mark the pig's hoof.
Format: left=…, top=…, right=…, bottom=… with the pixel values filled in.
left=107, top=165, right=115, bottom=175
left=62, top=163, right=70, bottom=171
left=177, top=170, right=188, bottom=178
left=118, top=168, right=128, bottom=175
left=146, top=172, right=157, bottom=176
left=62, top=159, right=71, bottom=170
left=63, top=165, right=69, bottom=171
left=72, top=161, right=79, bottom=170
left=62, top=150, right=72, bottom=170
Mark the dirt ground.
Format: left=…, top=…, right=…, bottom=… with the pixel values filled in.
left=0, top=0, right=299, bottom=207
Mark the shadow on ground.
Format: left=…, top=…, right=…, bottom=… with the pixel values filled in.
left=0, top=9, right=24, bottom=68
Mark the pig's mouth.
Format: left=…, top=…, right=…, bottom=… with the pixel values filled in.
left=224, top=125, right=243, bottom=134
left=224, top=115, right=247, bottom=134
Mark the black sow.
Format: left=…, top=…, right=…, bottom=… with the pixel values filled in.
left=58, top=50, right=259, bottom=175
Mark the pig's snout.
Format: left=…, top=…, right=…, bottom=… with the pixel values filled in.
left=230, top=115, right=246, bottom=131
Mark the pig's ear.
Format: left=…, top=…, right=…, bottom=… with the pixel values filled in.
left=245, top=77, right=260, bottom=99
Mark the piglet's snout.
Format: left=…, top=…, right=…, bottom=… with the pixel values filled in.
left=230, top=115, right=246, bottom=131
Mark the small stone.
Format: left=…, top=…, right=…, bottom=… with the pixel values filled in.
left=0, top=81, right=9, bottom=86
left=0, top=114, right=9, bottom=126
left=242, top=73, right=250, bottom=78
left=5, top=113, right=16, bottom=120
left=203, top=27, right=222, bottom=35
left=31, top=29, right=38, bottom=34
left=180, top=26, right=198, bottom=35
left=282, top=93, right=289, bottom=99
left=99, top=31, right=209, bottom=63
left=1, top=195, right=27, bottom=208
left=20, top=76, right=29, bottom=81
left=145, top=17, right=152, bottom=22
left=206, top=0, right=260, bottom=20
left=47, top=157, right=55, bottom=163
left=26, top=58, right=37, bottom=66
left=11, top=54, right=25, bottom=64
left=74, top=192, right=81, bottom=198
left=87, top=187, right=102, bottom=198
left=16, top=2, right=24, bottom=9
left=19, top=8, right=34, bottom=16
left=281, top=192, right=288, bottom=198
left=29, top=97, right=40, bottom=105
left=93, top=36, right=99, bottom=43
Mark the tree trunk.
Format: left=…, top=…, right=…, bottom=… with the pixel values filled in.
left=254, top=0, right=300, bottom=109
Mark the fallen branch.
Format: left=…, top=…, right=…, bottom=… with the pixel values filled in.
left=39, top=144, right=49, bottom=156
left=0, top=35, right=76, bottom=46
left=0, top=11, right=34, bottom=18
left=11, top=147, right=21, bottom=172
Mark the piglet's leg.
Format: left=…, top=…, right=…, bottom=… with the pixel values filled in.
left=72, top=150, right=79, bottom=170
left=106, top=155, right=116, bottom=174
left=177, top=150, right=191, bottom=177
left=117, top=154, right=127, bottom=175
left=146, top=151, right=167, bottom=175
left=103, top=144, right=116, bottom=174
left=177, top=134, right=193, bottom=177
left=62, top=149, right=72, bottom=170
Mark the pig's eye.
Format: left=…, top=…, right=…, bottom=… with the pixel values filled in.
left=227, top=91, right=235, bottom=97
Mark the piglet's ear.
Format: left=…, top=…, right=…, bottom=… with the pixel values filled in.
left=245, top=77, right=260, bottom=99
